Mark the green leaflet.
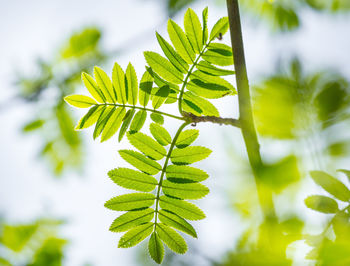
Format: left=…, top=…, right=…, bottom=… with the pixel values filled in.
left=146, top=66, right=179, bottom=91
left=108, top=168, right=158, bottom=192
left=150, top=113, right=164, bottom=125
left=82, top=72, right=105, bottom=103
left=310, top=171, right=350, bottom=202
left=176, top=129, right=199, bottom=148
left=101, top=107, right=126, bottom=142
left=126, top=63, right=138, bottom=105
left=166, top=165, right=209, bottom=182
left=158, top=209, right=197, bottom=238
left=93, top=106, right=115, bottom=139
left=162, top=180, right=209, bottom=199
left=171, top=146, right=212, bottom=165
left=202, top=7, right=208, bottom=45
left=94, top=66, right=116, bottom=103
left=118, top=109, right=135, bottom=142
left=105, top=193, right=156, bottom=211
left=112, top=62, right=126, bottom=104
left=150, top=123, right=172, bottom=146
left=119, top=150, right=162, bottom=175
left=156, top=223, right=188, bottom=254
left=128, top=132, right=167, bottom=160
left=159, top=195, right=205, bottom=220
left=64, top=95, right=96, bottom=108
left=75, top=105, right=104, bottom=130
left=152, top=86, right=170, bottom=109
left=168, top=19, right=195, bottom=64
left=129, top=110, right=147, bottom=133
left=184, top=8, right=203, bottom=53
left=305, top=195, right=339, bottom=213
left=156, top=32, right=188, bottom=74
left=209, top=17, right=229, bottom=41
left=183, top=91, right=219, bottom=116
left=338, top=169, right=350, bottom=183
left=197, top=60, right=235, bottom=76
left=22, top=119, right=45, bottom=132
left=118, top=223, right=153, bottom=248
left=139, top=71, right=153, bottom=107
left=144, top=51, right=184, bottom=84
left=148, top=232, right=164, bottom=264
left=110, top=208, right=154, bottom=232
left=203, top=43, right=234, bottom=66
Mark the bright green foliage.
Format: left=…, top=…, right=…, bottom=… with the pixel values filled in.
left=65, top=7, right=234, bottom=264
left=305, top=195, right=339, bottom=213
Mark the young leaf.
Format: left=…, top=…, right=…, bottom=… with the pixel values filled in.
left=162, top=180, right=209, bottom=199
left=94, top=66, right=116, bottom=103
left=93, top=106, right=115, bottom=139
left=139, top=71, right=153, bottom=107
left=202, top=43, right=234, bottom=66
left=75, top=105, right=105, bottom=130
left=118, top=222, right=153, bottom=248
left=156, top=32, right=188, bottom=74
left=150, top=123, right=172, bottom=146
left=202, top=7, right=208, bottom=45
left=156, top=223, right=187, bottom=254
left=310, top=171, right=350, bottom=202
left=144, top=51, right=184, bottom=84
left=159, top=195, right=206, bottom=220
left=148, top=232, right=164, bottom=264
left=209, top=17, right=229, bottom=41
left=158, top=209, right=197, bottom=238
left=146, top=66, right=179, bottom=92
left=127, top=132, right=167, bottom=160
left=176, top=129, right=199, bottom=148
left=129, top=110, right=147, bottom=133
left=108, top=168, right=158, bottom=192
left=105, top=193, right=156, bottom=211
left=82, top=72, right=105, bottom=103
left=184, top=8, right=203, bottom=53
left=22, top=119, right=45, bottom=132
left=64, top=95, right=96, bottom=108
left=171, top=146, right=212, bottom=165
left=118, top=109, right=135, bottom=142
left=304, top=195, right=339, bottom=213
left=150, top=113, right=164, bottom=125
left=183, top=92, right=219, bottom=116
left=166, top=165, right=209, bottom=182
left=126, top=63, right=138, bottom=105
left=101, top=107, right=126, bottom=142
left=167, top=19, right=195, bottom=64
left=112, top=62, right=126, bottom=104
left=119, top=150, right=162, bottom=175
left=152, top=86, right=170, bottom=110
left=110, top=208, right=154, bottom=232
left=196, top=60, right=235, bottom=76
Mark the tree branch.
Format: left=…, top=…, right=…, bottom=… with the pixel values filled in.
left=183, top=112, right=241, bottom=128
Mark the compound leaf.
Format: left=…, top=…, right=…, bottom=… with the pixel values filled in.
left=105, top=193, right=156, bottom=211
left=119, top=150, right=162, bottom=175
left=118, top=223, right=153, bottom=248
left=156, top=223, right=187, bottom=254
left=128, top=132, right=167, bottom=160
left=110, top=208, right=154, bottom=232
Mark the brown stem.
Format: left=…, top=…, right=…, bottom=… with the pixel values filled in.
left=183, top=112, right=240, bottom=127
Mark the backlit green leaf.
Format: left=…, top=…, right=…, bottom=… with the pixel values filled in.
left=118, top=223, right=153, bottom=248
left=112, top=62, right=126, bottom=104
left=128, top=132, right=167, bottom=160
left=144, top=51, right=184, bottom=84
left=310, top=171, right=350, bottom=202
left=150, top=123, right=172, bottom=146
left=184, top=8, right=203, bottom=53
left=159, top=195, right=205, bottom=220
left=203, top=43, right=233, bottom=66
left=108, top=168, right=158, bottom=192
left=82, top=72, right=105, bottom=102
left=126, top=63, right=138, bottom=105
left=101, top=107, right=126, bottom=142
left=75, top=105, right=105, bottom=130
left=94, top=66, right=115, bottom=103
left=93, top=106, right=115, bottom=139
left=305, top=195, right=339, bottom=213
left=139, top=71, right=153, bottom=107
left=209, top=17, right=229, bottom=41
left=130, top=110, right=147, bottom=133
left=150, top=113, right=164, bottom=125
left=158, top=209, right=197, bottom=238
left=119, top=150, right=162, bottom=175
left=110, top=208, right=154, bottom=232
left=196, top=60, right=235, bottom=76
left=171, top=146, right=212, bottom=165
left=152, top=86, right=170, bottom=110
left=163, top=180, right=209, bottom=199
left=183, top=92, right=219, bottom=116
left=168, top=19, right=195, bottom=64
left=156, top=32, right=188, bottom=74
left=338, top=169, right=350, bottom=183
left=118, top=109, right=135, bottom=142
left=156, top=223, right=187, bottom=254
left=148, top=232, right=164, bottom=264
left=166, top=165, right=209, bottom=182
left=176, top=129, right=199, bottom=148
left=202, top=7, right=208, bottom=45
left=105, top=193, right=156, bottom=211
left=64, top=95, right=96, bottom=108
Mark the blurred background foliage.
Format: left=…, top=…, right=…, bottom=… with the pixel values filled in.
left=1, top=0, right=350, bottom=265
